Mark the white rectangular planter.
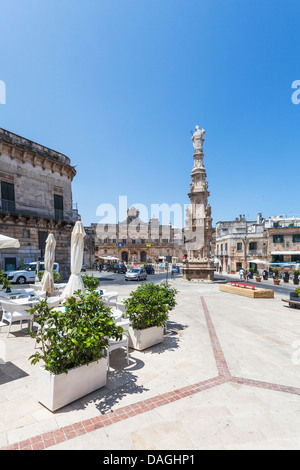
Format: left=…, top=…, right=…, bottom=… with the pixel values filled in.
left=128, top=325, right=164, bottom=351
left=38, top=357, right=107, bottom=412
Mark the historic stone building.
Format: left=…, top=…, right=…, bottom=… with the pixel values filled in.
left=0, top=128, right=78, bottom=278
left=215, top=213, right=267, bottom=273
left=265, top=215, right=300, bottom=265
left=215, top=213, right=300, bottom=273
left=83, top=207, right=186, bottom=267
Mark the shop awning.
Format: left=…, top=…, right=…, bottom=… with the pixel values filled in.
left=271, top=251, right=300, bottom=255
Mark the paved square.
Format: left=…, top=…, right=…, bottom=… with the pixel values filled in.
left=0, top=275, right=300, bottom=450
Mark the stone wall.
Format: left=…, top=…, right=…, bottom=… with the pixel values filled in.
left=0, top=128, right=77, bottom=278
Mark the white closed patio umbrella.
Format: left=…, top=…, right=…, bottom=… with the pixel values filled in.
left=41, top=232, right=56, bottom=295
left=62, top=218, right=86, bottom=299
left=0, top=234, right=20, bottom=249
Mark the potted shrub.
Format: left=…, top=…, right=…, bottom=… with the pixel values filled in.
left=29, top=290, right=123, bottom=412
left=273, top=268, right=280, bottom=285
left=37, top=271, right=62, bottom=283
left=290, top=287, right=300, bottom=301
left=255, top=272, right=262, bottom=282
left=123, top=282, right=178, bottom=351
left=248, top=268, right=254, bottom=279
left=293, top=270, right=300, bottom=285
left=82, top=273, right=100, bottom=291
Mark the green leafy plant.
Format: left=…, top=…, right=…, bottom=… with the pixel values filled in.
left=273, top=268, right=279, bottom=279
left=20, top=258, right=26, bottom=269
left=123, top=282, right=178, bottom=330
left=82, top=274, right=100, bottom=291
left=37, top=271, right=61, bottom=283
left=0, top=270, right=11, bottom=290
left=294, top=287, right=300, bottom=297
left=29, top=290, right=123, bottom=375
left=255, top=272, right=261, bottom=277
left=294, top=270, right=300, bottom=276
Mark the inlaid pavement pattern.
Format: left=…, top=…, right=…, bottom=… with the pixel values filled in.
left=1, top=279, right=300, bottom=450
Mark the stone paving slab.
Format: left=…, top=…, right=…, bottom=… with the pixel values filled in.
left=0, top=276, right=300, bottom=450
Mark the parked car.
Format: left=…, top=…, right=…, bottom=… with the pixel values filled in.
left=5, top=262, right=60, bottom=285
left=105, top=264, right=117, bottom=272
left=106, top=263, right=127, bottom=273
left=145, top=264, right=155, bottom=274
left=125, top=267, right=147, bottom=281
left=171, top=265, right=180, bottom=273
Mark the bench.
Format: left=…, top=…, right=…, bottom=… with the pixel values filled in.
left=229, top=282, right=256, bottom=290
left=220, top=283, right=274, bottom=298
left=282, top=299, right=300, bottom=309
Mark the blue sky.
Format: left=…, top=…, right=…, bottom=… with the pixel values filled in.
left=0, top=0, right=299, bottom=227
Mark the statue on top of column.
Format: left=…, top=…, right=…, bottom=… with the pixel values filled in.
left=192, top=125, right=205, bottom=152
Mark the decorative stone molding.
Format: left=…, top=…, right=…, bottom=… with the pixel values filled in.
left=0, top=128, right=76, bottom=181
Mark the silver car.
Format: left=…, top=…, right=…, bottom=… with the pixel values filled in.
left=125, top=267, right=147, bottom=281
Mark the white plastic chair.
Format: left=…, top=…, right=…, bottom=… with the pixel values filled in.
left=107, top=320, right=130, bottom=371
left=110, top=307, right=124, bottom=323
left=35, top=291, right=46, bottom=299
left=29, top=284, right=43, bottom=293
left=46, top=296, right=62, bottom=308
left=103, top=292, right=118, bottom=306
left=0, top=300, right=34, bottom=337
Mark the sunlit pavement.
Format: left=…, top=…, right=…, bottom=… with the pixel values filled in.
left=0, top=273, right=300, bottom=450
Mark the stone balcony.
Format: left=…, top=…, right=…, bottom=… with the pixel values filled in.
left=0, top=199, right=78, bottom=223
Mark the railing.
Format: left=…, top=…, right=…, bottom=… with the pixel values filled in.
left=54, top=209, right=64, bottom=220
left=1, top=199, right=15, bottom=212
left=0, top=199, right=78, bottom=222
left=248, top=250, right=263, bottom=256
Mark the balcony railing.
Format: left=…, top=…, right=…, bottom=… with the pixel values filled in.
left=0, top=199, right=78, bottom=222
left=54, top=209, right=64, bottom=220
left=1, top=199, right=15, bottom=212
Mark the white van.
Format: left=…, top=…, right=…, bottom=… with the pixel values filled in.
left=5, top=262, right=60, bottom=285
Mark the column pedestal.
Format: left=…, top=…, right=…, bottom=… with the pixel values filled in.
left=182, top=260, right=215, bottom=281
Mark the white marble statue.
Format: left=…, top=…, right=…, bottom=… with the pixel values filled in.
left=192, top=125, right=205, bottom=152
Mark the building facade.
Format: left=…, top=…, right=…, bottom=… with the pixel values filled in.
left=83, top=207, right=186, bottom=267
left=215, top=213, right=300, bottom=273
left=215, top=213, right=267, bottom=272
left=266, top=215, right=300, bottom=265
left=0, top=128, right=78, bottom=278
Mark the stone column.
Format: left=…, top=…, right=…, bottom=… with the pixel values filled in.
left=182, top=126, right=214, bottom=281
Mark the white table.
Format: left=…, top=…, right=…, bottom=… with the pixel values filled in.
left=0, top=291, right=25, bottom=300
left=8, top=297, right=40, bottom=307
